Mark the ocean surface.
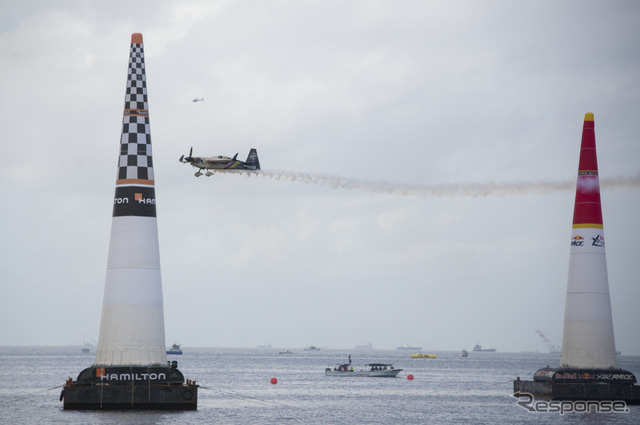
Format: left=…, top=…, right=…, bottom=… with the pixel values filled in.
left=0, top=346, right=638, bottom=424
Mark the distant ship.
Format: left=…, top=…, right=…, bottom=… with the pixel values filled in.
left=80, top=336, right=93, bottom=353
left=166, top=343, right=183, bottom=355
left=472, top=344, right=496, bottom=352
left=304, top=346, right=321, bottom=351
left=396, top=344, right=422, bottom=350
left=460, top=349, right=468, bottom=357
left=355, top=342, right=374, bottom=350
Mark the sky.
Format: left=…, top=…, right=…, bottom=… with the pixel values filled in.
left=1, top=0, right=639, bottom=355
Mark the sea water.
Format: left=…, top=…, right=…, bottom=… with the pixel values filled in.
left=0, top=346, right=638, bottom=424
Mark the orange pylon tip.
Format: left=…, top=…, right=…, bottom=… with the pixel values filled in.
left=131, top=33, right=143, bottom=44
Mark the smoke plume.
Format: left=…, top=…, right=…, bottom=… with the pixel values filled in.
left=219, top=170, right=640, bottom=198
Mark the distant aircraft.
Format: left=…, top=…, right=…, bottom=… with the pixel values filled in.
left=179, top=147, right=261, bottom=177
left=192, top=98, right=204, bottom=102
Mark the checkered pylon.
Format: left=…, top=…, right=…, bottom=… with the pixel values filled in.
left=117, top=40, right=154, bottom=182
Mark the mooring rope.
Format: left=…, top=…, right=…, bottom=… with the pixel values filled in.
left=198, top=385, right=296, bottom=408
left=0, top=384, right=64, bottom=405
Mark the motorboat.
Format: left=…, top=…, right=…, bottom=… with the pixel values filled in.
left=304, top=346, right=321, bottom=351
left=461, top=349, right=469, bottom=357
left=325, top=360, right=402, bottom=377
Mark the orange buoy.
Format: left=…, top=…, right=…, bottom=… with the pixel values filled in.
left=270, top=377, right=278, bottom=384
left=407, top=374, right=414, bottom=380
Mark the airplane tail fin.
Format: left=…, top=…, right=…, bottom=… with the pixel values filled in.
left=246, top=148, right=260, bottom=170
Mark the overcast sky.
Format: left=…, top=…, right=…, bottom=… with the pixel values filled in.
left=1, top=0, right=639, bottom=355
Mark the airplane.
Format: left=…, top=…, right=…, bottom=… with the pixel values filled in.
left=179, top=147, right=261, bottom=177
left=192, top=98, right=204, bottom=102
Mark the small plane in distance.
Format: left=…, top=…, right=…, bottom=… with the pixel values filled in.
left=179, top=147, right=260, bottom=177
left=192, top=97, right=204, bottom=102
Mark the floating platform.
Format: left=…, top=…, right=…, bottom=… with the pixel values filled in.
left=61, top=364, right=197, bottom=410
left=514, top=367, right=640, bottom=405
left=410, top=353, right=436, bottom=358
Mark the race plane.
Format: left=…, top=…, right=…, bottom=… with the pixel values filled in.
left=179, top=147, right=261, bottom=177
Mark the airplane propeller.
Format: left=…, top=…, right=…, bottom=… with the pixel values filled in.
left=179, top=147, right=194, bottom=163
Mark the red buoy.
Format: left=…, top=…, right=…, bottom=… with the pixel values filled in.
left=270, top=377, right=278, bottom=384
left=407, top=374, right=414, bottom=381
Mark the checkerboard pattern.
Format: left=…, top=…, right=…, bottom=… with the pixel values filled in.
left=117, top=42, right=154, bottom=182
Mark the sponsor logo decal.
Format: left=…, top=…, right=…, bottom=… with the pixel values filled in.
left=100, top=372, right=167, bottom=381
left=124, top=108, right=149, bottom=117
left=592, top=234, right=605, bottom=247
left=95, top=367, right=166, bottom=382
left=112, top=186, right=157, bottom=217
left=134, top=192, right=155, bottom=204
left=595, top=373, right=634, bottom=381
left=571, top=235, right=584, bottom=246
left=578, top=170, right=598, bottom=177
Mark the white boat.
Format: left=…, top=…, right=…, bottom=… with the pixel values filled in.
left=460, top=349, right=468, bottom=357
left=304, top=345, right=321, bottom=351
left=472, top=344, right=496, bottom=352
left=396, top=344, right=422, bottom=350
left=166, top=343, right=183, bottom=355
left=279, top=350, right=293, bottom=355
left=325, top=360, right=402, bottom=377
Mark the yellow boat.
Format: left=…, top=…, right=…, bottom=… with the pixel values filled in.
left=410, top=353, right=436, bottom=358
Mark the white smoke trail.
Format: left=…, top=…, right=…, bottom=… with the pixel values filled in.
left=218, top=170, right=640, bottom=198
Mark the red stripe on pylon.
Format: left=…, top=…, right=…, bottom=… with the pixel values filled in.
left=572, top=113, right=603, bottom=226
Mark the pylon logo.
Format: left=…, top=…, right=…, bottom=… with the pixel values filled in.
left=135, top=193, right=156, bottom=204
left=592, top=235, right=605, bottom=247
left=571, top=235, right=584, bottom=246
